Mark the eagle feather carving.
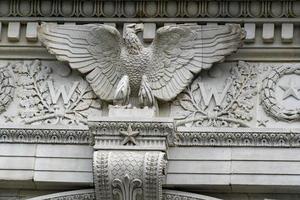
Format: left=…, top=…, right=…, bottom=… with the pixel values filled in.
left=38, top=23, right=245, bottom=107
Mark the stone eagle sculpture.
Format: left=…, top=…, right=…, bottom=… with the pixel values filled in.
left=38, top=23, right=245, bottom=107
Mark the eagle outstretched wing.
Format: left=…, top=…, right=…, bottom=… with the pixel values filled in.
left=38, top=23, right=123, bottom=101
left=147, top=24, right=245, bottom=101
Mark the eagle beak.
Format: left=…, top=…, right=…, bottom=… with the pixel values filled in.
left=134, top=23, right=144, bottom=32
left=126, top=23, right=136, bottom=29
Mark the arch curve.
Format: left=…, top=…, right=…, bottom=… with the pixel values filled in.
left=28, top=189, right=223, bottom=200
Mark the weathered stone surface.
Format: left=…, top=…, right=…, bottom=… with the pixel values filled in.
left=1, top=1, right=300, bottom=200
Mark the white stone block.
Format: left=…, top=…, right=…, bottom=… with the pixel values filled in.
left=166, top=174, right=230, bottom=185
left=168, top=147, right=231, bottom=160
left=34, top=171, right=93, bottom=183
left=26, top=22, right=39, bottom=41
left=231, top=174, right=300, bottom=186
left=0, top=170, right=33, bottom=180
left=231, top=161, right=300, bottom=175
left=231, top=148, right=300, bottom=161
left=262, top=23, right=274, bottom=43
left=36, top=144, right=93, bottom=158
left=281, top=23, right=293, bottom=43
left=8, top=22, right=20, bottom=42
left=0, top=157, right=35, bottom=170
left=35, top=158, right=92, bottom=172
left=244, top=23, right=256, bottom=42
left=0, top=144, right=36, bottom=156
left=143, top=23, right=156, bottom=42
left=108, top=106, right=156, bottom=118
left=168, top=160, right=230, bottom=174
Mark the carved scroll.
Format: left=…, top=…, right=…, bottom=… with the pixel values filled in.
left=93, top=151, right=166, bottom=200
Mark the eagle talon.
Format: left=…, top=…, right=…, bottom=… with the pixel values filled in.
left=139, top=75, right=156, bottom=108
left=113, top=75, right=130, bottom=106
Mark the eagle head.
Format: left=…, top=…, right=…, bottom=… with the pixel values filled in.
left=124, top=23, right=144, bottom=55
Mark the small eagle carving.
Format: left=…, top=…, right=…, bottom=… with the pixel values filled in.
left=38, top=23, right=245, bottom=107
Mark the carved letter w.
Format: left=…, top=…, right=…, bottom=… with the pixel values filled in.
left=198, top=82, right=231, bottom=107
left=47, top=81, right=79, bottom=104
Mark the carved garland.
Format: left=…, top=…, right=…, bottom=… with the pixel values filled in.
left=261, top=65, right=300, bottom=121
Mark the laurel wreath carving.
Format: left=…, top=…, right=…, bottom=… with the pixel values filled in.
left=0, top=63, right=15, bottom=114
left=174, top=61, right=257, bottom=128
left=261, top=65, right=300, bottom=121
left=13, top=60, right=101, bottom=125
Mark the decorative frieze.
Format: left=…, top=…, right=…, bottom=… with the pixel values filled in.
left=0, top=0, right=299, bottom=19
left=174, top=127, right=300, bottom=147
left=0, top=125, right=90, bottom=144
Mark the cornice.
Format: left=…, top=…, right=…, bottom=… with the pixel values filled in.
left=0, top=0, right=298, bottom=19
left=1, top=21, right=300, bottom=61
left=2, top=123, right=300, bottom=148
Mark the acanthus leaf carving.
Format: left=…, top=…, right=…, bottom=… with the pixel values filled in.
left=112, top=174, right=143, bottom=200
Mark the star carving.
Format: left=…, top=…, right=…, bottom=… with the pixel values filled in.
left=257, top=119, right=269, bottom=127
left=119, top=124, right=139, bottom=145
left=279, top=79, right=300, bottom=100
left=4, top=115, right=14, bottom=123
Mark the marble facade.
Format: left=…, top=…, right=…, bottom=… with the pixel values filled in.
left=0, top=1, right=300, bottom=200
